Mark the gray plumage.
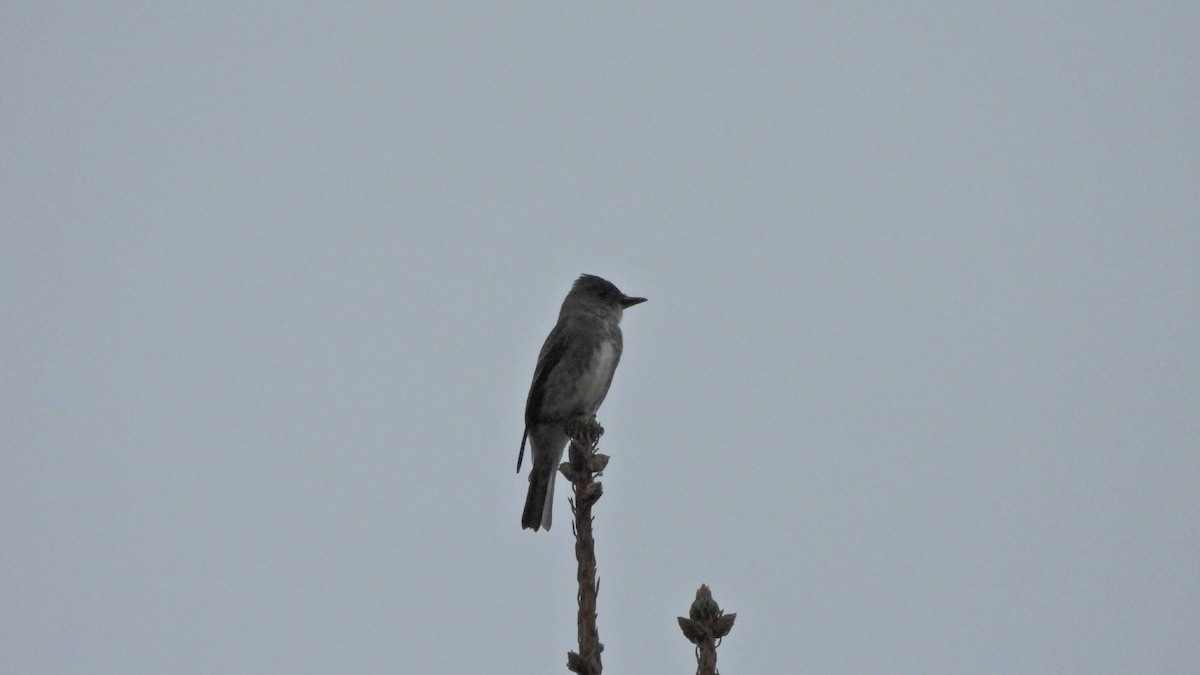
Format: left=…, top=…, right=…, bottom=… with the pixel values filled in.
left=518, top=274, right=646, bottom=531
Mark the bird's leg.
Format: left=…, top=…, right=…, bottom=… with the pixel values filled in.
left=564, top=414, right=604, bottom=447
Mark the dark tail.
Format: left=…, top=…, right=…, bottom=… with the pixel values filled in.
left=521, top=463, right=555, bottom=531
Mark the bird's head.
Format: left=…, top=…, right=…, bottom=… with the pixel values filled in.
left=564, top=274, right=647, bottom=321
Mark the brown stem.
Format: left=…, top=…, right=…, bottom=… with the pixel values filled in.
left=678, top=585, right=736, bottom=675
left=563, top=424, right=608, bottom=674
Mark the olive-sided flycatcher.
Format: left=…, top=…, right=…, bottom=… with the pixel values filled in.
left=517, top=274, right=646, bottom=531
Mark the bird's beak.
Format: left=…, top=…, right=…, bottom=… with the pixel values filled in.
left=621, top=295, right=647, bottom=308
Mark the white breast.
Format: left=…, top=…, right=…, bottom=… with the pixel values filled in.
left=580, top=341, right=617, bottom=410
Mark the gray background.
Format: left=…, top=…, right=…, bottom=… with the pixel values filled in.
left=3, top=3, right=1197, bottom=673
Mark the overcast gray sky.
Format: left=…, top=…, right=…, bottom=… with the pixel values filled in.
left=3, top=3, right=1197, bottom=673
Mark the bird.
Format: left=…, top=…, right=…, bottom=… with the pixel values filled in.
left=517, top=274, right=646, bottom=531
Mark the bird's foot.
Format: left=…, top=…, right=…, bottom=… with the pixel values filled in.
left=564, top=414, right=604, bottom=446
